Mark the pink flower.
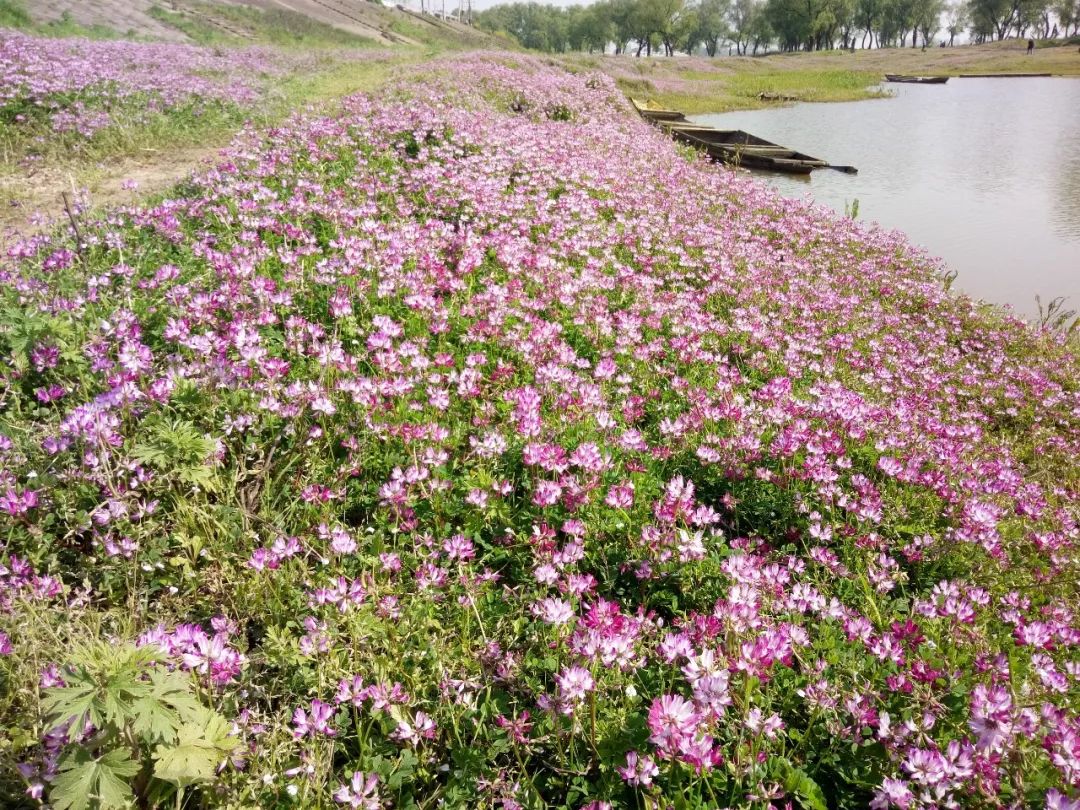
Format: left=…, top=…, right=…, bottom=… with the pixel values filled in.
left=1, top=488, right=38, bottom=516
left=617, top=750, right=659, bottom=786
left=870, top=778, right=913, bottom=809
left=333, top=771, right=380, bottom=809
left=392, top=711, right=437, bottom=745
left=443, top=534, right=475, bottom=561
left=604, top=483, right=634, bottom=509
left=745, top=708, right=784, bottom=739
left=533, top=480, right=563, bottom=507
left=533, top=597, right=575, bottom=625
left=556, top=665, right=594, bottom=705
left=648, top=694, right=698, bottom=753
left=293, top=699, right=336, bottom=738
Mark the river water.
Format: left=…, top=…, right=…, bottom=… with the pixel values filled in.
left=691, top=78, right=1080, bottom=318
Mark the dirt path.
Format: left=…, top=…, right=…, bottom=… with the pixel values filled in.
left=0, top=146, right=221, bottom=244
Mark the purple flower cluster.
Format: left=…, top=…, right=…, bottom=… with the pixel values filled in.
left=0, top=30, right=288, bottom=140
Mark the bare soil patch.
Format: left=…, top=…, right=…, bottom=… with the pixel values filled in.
left=0, top=146, right=220, bottom=243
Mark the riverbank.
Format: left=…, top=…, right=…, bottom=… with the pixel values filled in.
left=2, top=50, right=1078, bottom=810
left=0, top=42, right=407, bottom=237
left=574, top=40, right=1080, bottom=113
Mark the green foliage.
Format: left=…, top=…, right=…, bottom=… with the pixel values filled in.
left=0, top=4, right=125, bottom=38
left=130, top=417, right=220, bottom=493
left=771, top=757, right=829, bottom=810
left=0, top=0, right=32, bottom=28
left=51, top=749, right=140, bottom=810
left=153, top=709, right=236, bottom=787
left=41, top=642, right=236, bottom=810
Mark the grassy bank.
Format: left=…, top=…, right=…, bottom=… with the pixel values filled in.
left=0, top=0, right=501, bottom=237
left=575, top=40, right=1080, bottom=113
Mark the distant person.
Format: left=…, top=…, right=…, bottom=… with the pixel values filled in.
left=1027, top=38, right=1035, bottom=54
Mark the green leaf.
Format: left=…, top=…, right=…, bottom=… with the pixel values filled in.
left=386, top=749, right=418, bottom=789
left=50, top=748, right=138, bottom=810
left=772, top=757, right=828, bottom=810
left=42, top=682, right=100, bottom=740
left=50, top=750, right=96, bottom=810
left=153, top=708, right=236, bottom=787
left=129, top=695, right=180, bottom=744
left=129, top=665, right=203, bottom=743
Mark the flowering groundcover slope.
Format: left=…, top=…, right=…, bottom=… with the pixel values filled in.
left=1, top=53, right=1078, bottom=810
left=0, top=30, right=289, bottom=150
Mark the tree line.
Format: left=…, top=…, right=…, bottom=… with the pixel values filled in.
left=474, top=0, right=1080, bottom=54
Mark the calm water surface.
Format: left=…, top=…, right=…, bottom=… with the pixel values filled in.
left=692, top=78, right=1080, bottom=317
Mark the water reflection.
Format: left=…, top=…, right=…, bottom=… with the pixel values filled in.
left=692, top=78, right=1080, bottom=317
left=1053, top=139, right=1080, bottom=243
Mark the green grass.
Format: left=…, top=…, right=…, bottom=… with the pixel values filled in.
left=614, top=70, right=885, bottom=114
left=0, top=1, right=128, bottom=38
left=0, top=0, right=31, bottom=28
left=0, top=97, right=249, bottom=169
left=726, top=68, right=881, bottom=99
left=146, top=3, right=379, bottom=48
left=0, top=53, right=413, bottom=231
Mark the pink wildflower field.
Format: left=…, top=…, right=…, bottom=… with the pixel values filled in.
left=0, top=30, right=288, bottom=149
left=0, top=46, right=1078, bottom=810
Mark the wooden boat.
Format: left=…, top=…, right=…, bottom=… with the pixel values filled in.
left=671, top=127, right=830, bottom=174
left=884, top=74, right=949, bottom=84
left=629, top=96, right=856, bottom=174
left=629, top=97, right=688, bottom=122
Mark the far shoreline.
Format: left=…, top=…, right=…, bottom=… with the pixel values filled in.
left=569, top=40, right=1080, bottom=113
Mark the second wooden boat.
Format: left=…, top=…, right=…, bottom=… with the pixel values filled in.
left=629, top=97, right=688, bottom=122
left=884, top=74, right=949, bottom=84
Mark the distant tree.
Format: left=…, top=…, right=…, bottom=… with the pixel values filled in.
left=857, top=0, right=885, bottom=46
left=913, top=0, right=945, bottom=43
left=604, top=0, right=638, bottom=52
left=765, top=0, right=814, bottom=48
left=695, top=0, right=732, bottom=54
left=883, top=0, right=920, bottom=46
left=748, top=6, right=775, bottom=48
left=832, top=0, right=859, bottom=47
left=675, top=4, right=704, bottom=53
left=729, top=0, right=763, bottom=52
left=475, top=2, right=572, bottom=51
left=945, top=0, right=968, bottom=41
left=1014, top=0, right=1051, bottom=36
left=965, top=0, right=1003, bottom=39
left=1055, top=0, right=1080, bottom=34
left=569, top=3, right=616, bottom=51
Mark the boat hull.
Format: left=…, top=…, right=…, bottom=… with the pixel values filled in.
left=630, top=97, right=852, bottom=174
left=629, top=97, right=687, bottom=122
left=671, top=128, right=827, bottom=174
left=884, top=74, right=949, bottom=84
